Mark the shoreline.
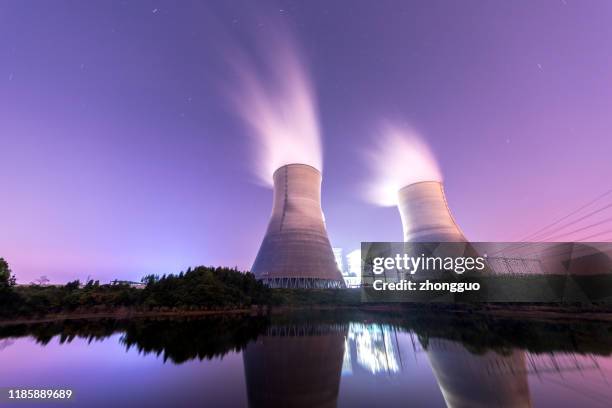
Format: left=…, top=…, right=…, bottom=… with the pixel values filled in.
left=3, top=303, right=612, bottom=326
left=0, top=308, right=258, bottom=327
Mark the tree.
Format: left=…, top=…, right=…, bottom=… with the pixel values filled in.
left=141, top=274, right=160, bottom=286
left=65, top=280, right=80, bottom=290
left=32, top=275, right=50, bottom=286
left=0, top=258, right=16, bottom=287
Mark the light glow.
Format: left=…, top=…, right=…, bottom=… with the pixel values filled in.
left=364, top=122, right=442, bottom=206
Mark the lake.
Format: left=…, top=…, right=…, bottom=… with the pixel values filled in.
left=1, top=310, right=612, bottom=407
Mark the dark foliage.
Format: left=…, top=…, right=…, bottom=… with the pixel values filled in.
left=0, top=265, right=271, bottom=319
left=2, top=310, right=612, bottom=366
left=0, top=315, right=269, bottom=363
left=0, top=258, right=17, bottom=287
left=140, top=267, right=271, bottom=309
left=0, top=258, right=21, bottom=314
left=120, top=316, right=268, bottom=363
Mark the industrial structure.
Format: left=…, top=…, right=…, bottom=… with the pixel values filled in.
left=251, top=163, right=345, bottom=288
left=397, top=181, right=466, bottom=242
left=424, top=338, right=532, bottom=408
left=243, top=323, right=346, bottom=408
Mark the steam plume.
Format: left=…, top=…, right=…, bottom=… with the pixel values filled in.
left=365, top=122, right=442, bottom=206
left=228, top=31, right=322, bottom=187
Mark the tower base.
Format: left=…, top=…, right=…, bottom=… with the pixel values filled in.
left=260, top=277, right=344, bottom=289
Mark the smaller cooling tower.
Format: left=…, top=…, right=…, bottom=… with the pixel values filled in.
left=426, top=338, right=531, bottom=408
left=398, top=181, right=466, bottom=242
left=251, top=163, right=344, bottom=289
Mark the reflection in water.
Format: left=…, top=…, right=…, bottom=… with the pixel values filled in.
left=2, top=312, right=612, bottom=407
left=424, top=338, right=531, bottom=408
left=0, top=338, right=14, bottom=351
left=342, top=322, right=532, bottom=406
left=243, top=324, right=347, bottom=408
left=0, top=316, right=269, bottom=363
left=120, top=317, right=268, bottom=363
left=343, top=323, right=401, bottom=375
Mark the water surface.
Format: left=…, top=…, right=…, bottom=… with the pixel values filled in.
left=1, top=311, right=612, bottom=407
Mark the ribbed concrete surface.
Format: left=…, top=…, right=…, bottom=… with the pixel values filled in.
left=243, top=325, right=346, bottom=408
left=251, top=164, right=344, bottom=287
left=426, top=338, right=531, bottom=408
left=398, top=181, right=466, bottom=242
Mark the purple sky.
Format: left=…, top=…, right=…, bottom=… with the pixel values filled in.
left=2, top=0, right=612, bottom=283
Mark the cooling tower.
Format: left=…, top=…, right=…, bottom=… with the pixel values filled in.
left=251, top=163, right=344, bottom=288
left=243, top=324, right=347, bottom=408
left=425, top=338, right=531, bottom=408
left=398, top=181, right=466, bottom=242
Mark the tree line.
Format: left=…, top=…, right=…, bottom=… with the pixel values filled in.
left=0, top=258, right=272, bottom=319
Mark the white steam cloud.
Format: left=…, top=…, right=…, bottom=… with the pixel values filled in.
left=228, top=33, right=322, bottom=187
left=365, top=122, right=442, bottom=207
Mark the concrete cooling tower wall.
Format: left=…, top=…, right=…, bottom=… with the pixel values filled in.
left=243, top=324, right=347, bottom=408
left=251, top=163, right=344, bottom=288
left=398, top=181, right=466, bottom=243
left=425, top=338, right=531, bottom=408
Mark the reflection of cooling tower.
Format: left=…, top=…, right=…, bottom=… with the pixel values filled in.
left=243, top=325, right=347, bottom=408
left=251, top=164, right=344, bottom=288
left=398, top=181, right=466, bottom=242
left=425, top=338, right=531, bottom=408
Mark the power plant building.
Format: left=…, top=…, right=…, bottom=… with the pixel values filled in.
left=251, top=164, right=345, bottom=288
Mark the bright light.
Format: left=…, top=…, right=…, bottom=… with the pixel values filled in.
left=346, top=249, right=362, bottom=276
left=345, top=323, right=400, bottom=375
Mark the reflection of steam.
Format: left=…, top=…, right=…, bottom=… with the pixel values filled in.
left=365, top=122, right=441, bottom=206
left=228, top=31, right=322, bottom=187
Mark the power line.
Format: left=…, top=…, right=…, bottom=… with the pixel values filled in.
left=497, top=200, right=612, bottom=257
left=490, top=189, right=612, bottom=257
left=531, top=202, right=612, bottom=242
left=539, top=216, right=612, bottom=242
left=519, top=241, right=611, bottom=261
left=518, top=188, right=612, bottom=242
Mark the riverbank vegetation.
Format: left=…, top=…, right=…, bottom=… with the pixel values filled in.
left=0, top=258, right=272, bottom=319
left=3, top=257, right=612, bottom=322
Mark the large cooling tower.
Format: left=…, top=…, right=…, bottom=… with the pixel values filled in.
left=398, top=181, right=466, bottom=242
left=243, top=324, right=347, bottom=408
left=251, top=163, right=344, bottom=288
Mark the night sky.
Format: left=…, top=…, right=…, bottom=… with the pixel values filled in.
left=2, top=0, right=612, bottom=283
